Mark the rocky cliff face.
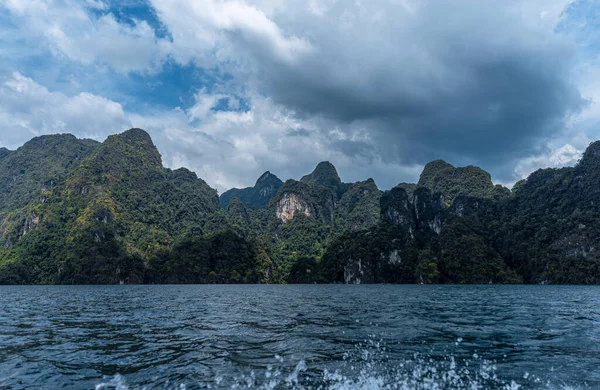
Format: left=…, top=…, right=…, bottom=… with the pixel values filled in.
left=413, top=188, right=445, bottom=234
left=380, top=186, right=412, bottom=228
left=6, top=130, right=600, bottom=285
left=270, top=179, right=335, bottom=226
left=275, top=192, right=312, bottom=222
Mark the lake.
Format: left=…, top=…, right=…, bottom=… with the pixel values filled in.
left=0, top=285, right=598, bottom=389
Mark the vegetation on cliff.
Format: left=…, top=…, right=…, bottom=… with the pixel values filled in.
left=2, top=129, right=600, bottom=285
left=220, top=171, right=283, bottom=209
left=417, top=160, right=497, bottom=205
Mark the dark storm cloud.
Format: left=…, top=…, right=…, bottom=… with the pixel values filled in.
left=231, top=0, right=586, bottom=179
left=331, top=139, right=376, bottom=160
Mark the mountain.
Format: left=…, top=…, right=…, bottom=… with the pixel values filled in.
left=0, top=134, right=99, bottom=212
left=2, top=130, right=600, bottom=285
left=335, top=179, right=381, bottom=233
left=417, top=160, right=499, bottom=205
left=266, top=164, right=380, bottom=277
left=0, top=129, right=221, bottom=284
left=495, top=141, right=600, bottom=283
left=0, top=147, right=10, bottom=160
left=300, top=161, right=349, bottom=198
left=220, top=171, right=283, bottom=209
left=318, top=143, right=600, bottom=285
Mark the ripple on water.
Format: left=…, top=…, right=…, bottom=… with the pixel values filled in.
left=0, top=284, right=598, bottom=389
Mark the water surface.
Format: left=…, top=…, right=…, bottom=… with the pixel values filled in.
left=0, top=285, right=599, bottom=389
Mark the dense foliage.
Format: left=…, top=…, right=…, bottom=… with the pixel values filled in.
left=334, top=179, right=381, bottom=233
left=418, top=160, right=496, bottom=205
left=0, top=134, right=98, bottom=212
left=2, top=129, right=600, bottom=285
left=300, top=161, right=349, bottom=199
left=220, top=171, right=283, bottom=208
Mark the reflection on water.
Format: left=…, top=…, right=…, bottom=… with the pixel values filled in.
left=0, top=285, right=599, bottom=389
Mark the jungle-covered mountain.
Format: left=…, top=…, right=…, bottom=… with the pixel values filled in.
left=220, top=171, right=283, bottom=209
left=1, top=128, right=599, bottom=285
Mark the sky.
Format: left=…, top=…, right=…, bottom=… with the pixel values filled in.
left=0, top=0, right=599, bottom=193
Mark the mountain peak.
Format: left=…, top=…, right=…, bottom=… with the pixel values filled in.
left=220, top=171, right=283, bottom=209
left=257, top=171, right=272, bottom=180
left=314, top=161, right=339, bottom=176
left=420, top=160, right=454, bottom=177
left=418, top=159, right=493, bottom=204
left=317, top=161, right=335, bottom=168
left=22, top=133, right=79, bottom=149
left=0, top=147, right=11, bottom=160
left=301, top=161, right=342, bottom=187
left=579, top=141, right=600, bottom=169
left=101, top=128, right=162, bottom=170
left=255, top=171, right=282, bottom=186
left=120, top=127, right=153, bottom=141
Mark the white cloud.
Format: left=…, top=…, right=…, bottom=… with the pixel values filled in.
left=2, top=0, right=598, bottom=192
left=1, top=0, right=170, bottom=73
left=0, top=72, right=131, bottom=148
left=131, top=89, right=373, bottom=192
left=150, top=0, right=312, bottom=69
left=514, top=143, right=584, bottom=180
left=145, top=0, right=587, bottom=182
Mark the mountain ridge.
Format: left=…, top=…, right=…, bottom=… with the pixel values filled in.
left=1, top=128, right=600, bottom=285
left=220, top=171, right=283, bottom=209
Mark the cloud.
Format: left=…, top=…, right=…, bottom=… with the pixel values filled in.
left=0, top=72, right=131, bottom=148
left=147, top=0, right=586, bottom=182
left=0, top=72, right=413, bottom=192
left=514, top=143, right=584, bottom=180
left=1, top=0, right=170, bottom=73
left=131, top=89, right=392, bottom=192
left=508, top=0, right=600, bottom=183
left=149, top=0, right=312, bottom=68
left=3, top=0, right=599, bottom=192
left=286, top=128, right=310, bottom=137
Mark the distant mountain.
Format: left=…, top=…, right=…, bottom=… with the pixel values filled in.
left=220, top=171, right=283, bottom=209
left=3, top=129, right=600, bottom=285
left=318, top=143, right=600, bottom=285
left=300, top=161, right=349, bottom=198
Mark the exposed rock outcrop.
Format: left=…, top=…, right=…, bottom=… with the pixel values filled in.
left=413, top=187, right=445, bottom=234
left=276, top=193, right=312, bottom=222
left=22, top=213, right=41, bottom=236
left=380, top=186, right=412, bottom=228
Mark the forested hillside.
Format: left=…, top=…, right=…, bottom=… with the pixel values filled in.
left=1, top=128, right=599, bottom=284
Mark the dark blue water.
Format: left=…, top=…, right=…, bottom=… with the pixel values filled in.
left=0, top=285, right=599, bottom=389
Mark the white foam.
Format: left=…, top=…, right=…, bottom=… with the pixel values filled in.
left=93, top=340, right=583, bottom=390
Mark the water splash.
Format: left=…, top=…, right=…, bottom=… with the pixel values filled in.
left=95, top=374, right=128, bottom=390
left=93, top=338, right=575, bottom=390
